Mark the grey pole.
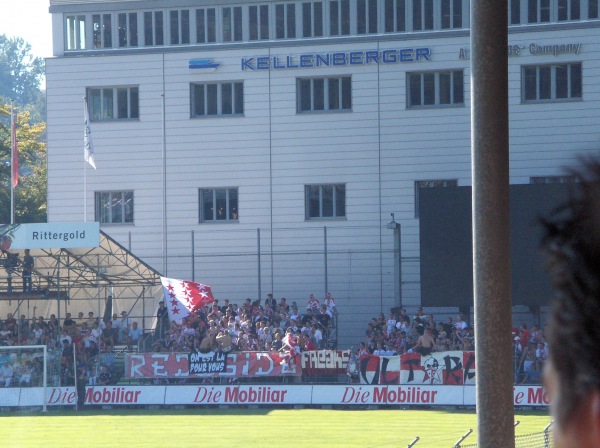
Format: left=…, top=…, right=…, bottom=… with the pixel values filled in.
left=471, top=1, right=514, bottom=447
left=324, top=226, right=328, bottom=296
left=257, top=228, right=262, bottom=301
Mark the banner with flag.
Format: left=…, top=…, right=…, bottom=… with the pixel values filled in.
left=83, top=98, right=96, bottom=169
left=11, top=108, right=18, bottom=188
left=160, top=277, right=215, bottom=322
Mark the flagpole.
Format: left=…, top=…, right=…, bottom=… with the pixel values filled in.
left=83, top=97, right=87, bottom=222
left=10, top=101, right=15, bottom=225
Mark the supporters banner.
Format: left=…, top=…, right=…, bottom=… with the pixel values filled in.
left=360, top=351, right=476, bottom=385
left=125, top=352, right=301, bottom=379
left=188, top=351, right=227, bottom=374
left=300, top=350, right=351, bottom=375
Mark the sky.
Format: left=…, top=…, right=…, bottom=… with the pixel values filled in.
left=0, top=0, right=54, bottom=59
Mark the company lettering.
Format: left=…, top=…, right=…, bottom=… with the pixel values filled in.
left=193, top=386, right=223, bottom=403
left=527, top=387, right=550, bottom=405
left=223, top=386, right=288, bottom=403
left=32, top=230, right=86, bottom=241
left=48, top=387, right=77, bottom=405
left=85, top=387, right=142, bottom=404
left=529, top=43, right=581, bottom=56
left=241, top=48, right=431, bottom=71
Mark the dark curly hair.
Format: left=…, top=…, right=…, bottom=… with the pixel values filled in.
left=541, top=158, right=600, bottom=424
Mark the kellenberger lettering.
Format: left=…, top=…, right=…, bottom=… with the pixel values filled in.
left=242, top=48, right=431, bottom=71
left=32, top=230, right=86, bottom=242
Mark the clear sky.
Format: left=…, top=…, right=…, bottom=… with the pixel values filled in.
left=0, top=0, right=53, bottom=59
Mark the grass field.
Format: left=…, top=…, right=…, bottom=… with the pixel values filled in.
left=0, top=408, right=551, bottom=447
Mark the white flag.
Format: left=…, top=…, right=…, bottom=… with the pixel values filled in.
left=84, top=98, right=96, bottom=169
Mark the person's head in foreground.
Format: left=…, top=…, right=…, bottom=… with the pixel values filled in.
left=542, top=158, right=600, bottom=447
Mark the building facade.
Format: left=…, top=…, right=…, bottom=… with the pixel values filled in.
left=46, top=0, right=599, bottom=346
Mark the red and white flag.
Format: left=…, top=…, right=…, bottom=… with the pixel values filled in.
left=160, top=276, right=215, bottom=322
left=11, top=109, right=18, bottom=188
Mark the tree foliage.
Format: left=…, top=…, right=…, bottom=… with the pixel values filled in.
left=0, top=34, right=47, bottom=224
left=0, top=35, right=44, bottom=109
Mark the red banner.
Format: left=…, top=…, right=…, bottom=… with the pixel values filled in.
left=300, top=350, right=351, bottom=375
left=359, top=351, right=476, bottom=385
left=125, top=352, right=301, bottom=379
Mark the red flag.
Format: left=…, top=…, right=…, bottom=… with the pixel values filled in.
left=11, top=110, right=18, bottom=188
left=160, top=277, right=215, bottom=322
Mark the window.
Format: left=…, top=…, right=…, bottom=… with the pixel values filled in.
left=87, top=87, right=140, bottom=121
left=222, top=6, right=243, bottom=42
left=415, top=180, right=457, bottom=218
left=118, top=12, right=138, bottom=47
left=200, top=188, right=239, bottom=222
left=276, top=3, right=297, bottom=38
left=191, top=82, right=244, bottom=117
left=591, top=0, right=599, bottom=18
left=306, top=184, right=346, bottom=219
left=329, top=0, right=350, bottom=35
left=357, top=0, right=378, bottom=34
left=297, top=77, right=352, bottom=112
left=170, top=10, right=190, bottom=44
left=510, top=0, right=521, bottom=24
left=557, top=0, right=580, bottom=20
left=413, top=0, right=434, bottom=30
left=95, top=191, right=134, bottom=224
left=441, top=0, right=462, bottom=28
left=249, top=4, right=270, bottom=40
left=93, top=14, right=112, bottom=48
left=528, top=0, right=551, bottom=23
left=408, top=70, right=464, bottom=107
left=144, top=11, right=164, bottom=46
left=302, top=1, right=324, bottom=37
left=66, top=15, right=86, bottom=50
left=522, top=63, right=582, bottom=102
left=196, top=8, right=216, bottom=43
left=384, top=0, right=406, bottom=32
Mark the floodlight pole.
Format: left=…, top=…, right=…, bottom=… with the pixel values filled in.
left=471, top=1, right=514, bottom=447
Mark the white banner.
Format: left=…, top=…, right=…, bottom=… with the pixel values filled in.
left=2, top=222, right=100, bottom=249
left=3, top=384, right=549, bottom=407
left=166, top=385, right=312, bottom=405
left=312, top=385, right=464, bottom=405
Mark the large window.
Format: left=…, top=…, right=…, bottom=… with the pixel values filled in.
left=522, top=63, right=582, bottom=102
left=200, top=188, right=239, bottom=222
left=170, top=9, right=190, bottom=45
left=408, top=70, right=464, bottom=107
left=87, top=87, right=139, bottom=121
left=66, top=15, right=86, bottom=50
left=306, top=184, right=346, bottom=219
left=302, top=1, right=324, bottom=37
left=329, top=0, right=351, bottom=35
left=144, top=11, right=164, bottom=46
left=384, top=0, right=406, bottom=32
left=528, top=0, right=551, bottom=22
left=95, top=191, right=134, bottom=224
left=249, top=4, right=270, bottom=40
left=357, top=0, right=378, bottom=34
left=222, top=6, right=243, bottom=42
left=276, top=3, right=297, bottom=38
left=92, top=14, right=112, bottom=48
left=558, top=0, right=581, bottom=20
left=510, top=0, right=522, bottom=24
left=191, top=82, right=244, bottom=117
left=297, top=77, right=352, bottom=112
left=413, top=0, right=434, bottom=30
left=196, top=8, right=216, bottom=43
left=415, top=180, right=457, bottom=218
left=118, top=12, right=138, bottom=47
left=591, top=0, right=599, bottom=18
left=441, top=0, right=462, bottom=28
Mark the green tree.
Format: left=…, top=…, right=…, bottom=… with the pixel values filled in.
left=0, top=35, right=44, bottom=110
left=0, top=105, right=46, bottom=223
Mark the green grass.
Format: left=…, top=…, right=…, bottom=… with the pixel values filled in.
left=0, top=408, right=551, bottom=447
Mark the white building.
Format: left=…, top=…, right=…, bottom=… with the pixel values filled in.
left=45, top=0, right=599, bottom=346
